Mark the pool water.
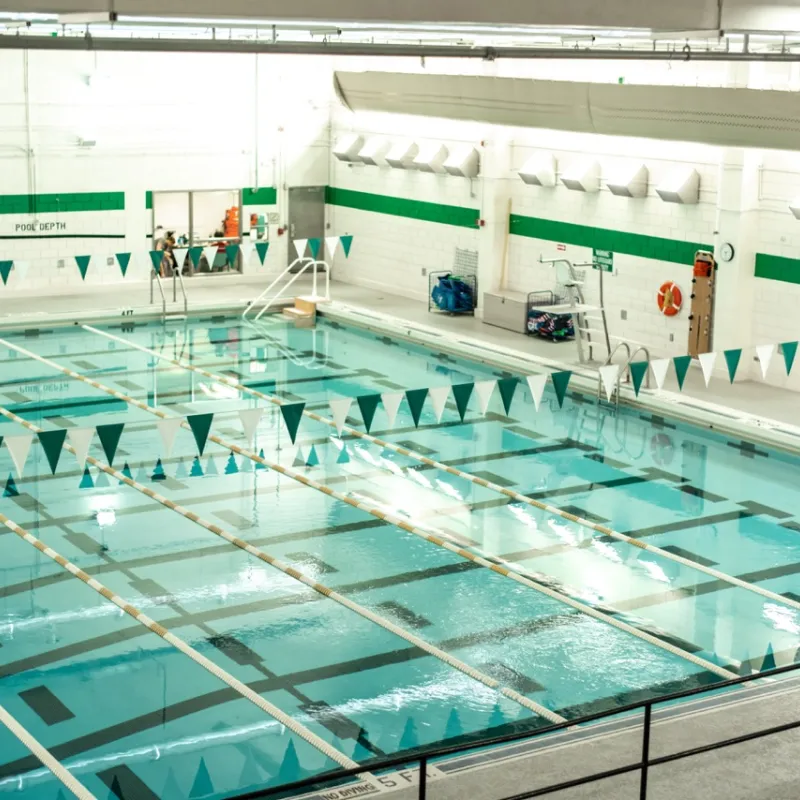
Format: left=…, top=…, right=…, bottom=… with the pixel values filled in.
left=0, top=313, right=799, bottom=798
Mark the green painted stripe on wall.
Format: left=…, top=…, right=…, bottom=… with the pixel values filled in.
left=326, top=187, right=480, bottom=229
left=242, top=187, right=277, bottom=205
left=510, top=213, right=711, bottom=266
left=145, top=191, right=153, bottom=210
left=0, top=192, right=125, bottom=215
left=754, top=253, right=800, bottom=284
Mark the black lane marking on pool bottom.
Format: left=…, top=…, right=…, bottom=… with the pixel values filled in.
left=97, top=764, right=160, bottom=800
left=677, top=485, right=727, bottom=503
left=659, top=545, right=718, bottom=568
left=0, top=613, right=579, bottom=778
left=17, top=686, right=75, bottom=726
left=618, top=511, right=754, bottom=541
left=727, top=440, right=769, bottom=459
left=739, top=501, right=792, bottom=519
left=375, top=601, right=432, bottom=630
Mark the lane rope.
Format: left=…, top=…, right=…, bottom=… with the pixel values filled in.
left=0, top=341, right=738, bottom=680
left=79, top=326, right=800, bottom=617
left=0, top=703, right=97, bottom=799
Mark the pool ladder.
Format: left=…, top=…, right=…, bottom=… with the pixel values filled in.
left=597, top=343, right=651, bottom=407
left=150, top=266, right=188, bottom=322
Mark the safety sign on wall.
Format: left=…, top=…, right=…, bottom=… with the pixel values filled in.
left=592, top=249, right=614, bottom=272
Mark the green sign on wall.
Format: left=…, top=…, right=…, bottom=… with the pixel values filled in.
left=593, top=248, right=614, bottom=272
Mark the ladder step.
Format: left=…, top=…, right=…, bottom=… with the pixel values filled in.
left=283, top=307, right=314, bottom=319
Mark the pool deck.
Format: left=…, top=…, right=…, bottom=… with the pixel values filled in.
left=0, top=274, right=797, bottom=429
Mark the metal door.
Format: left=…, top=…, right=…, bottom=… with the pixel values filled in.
left=288, top=186, right=326, bottom=268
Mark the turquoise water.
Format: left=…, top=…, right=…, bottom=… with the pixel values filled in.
left=0, top=313, right=798, bottom=798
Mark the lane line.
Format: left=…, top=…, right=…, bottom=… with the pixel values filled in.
left=79, top=326, right=800, bottom=617
left=0, top=704, right=96, bottom=799
left=0, top=340, right=737, bottom=680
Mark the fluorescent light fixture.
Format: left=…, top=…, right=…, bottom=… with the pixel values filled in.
left=606, top=163, right=648, bottom=198
left=332, top=133, right=364, bottom=163
left=561, top=161, right=600, bottom=192
left=58, top=11, right=117, bottom=24
left=655, top=168, right=699, bottom=204
left=519, top=153, right=557, bottom=186
left=413, top=142, right=448, bottom=174
left=385, top=140, right=418, bottom=169
left=358, top=137, right=391, bottom=167
left=443, top=146, right=480, bottom=178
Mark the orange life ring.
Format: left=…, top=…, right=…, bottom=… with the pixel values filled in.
left=657, top=282, right=682, bottom=316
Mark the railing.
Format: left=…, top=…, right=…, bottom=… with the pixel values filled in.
left=243, top=257, right=330, bottom=321
left=227, top=660, right=800, bottom=800
left=149, top=264, right=188, bottom=320
left=597, top=341, right=631, bottom=406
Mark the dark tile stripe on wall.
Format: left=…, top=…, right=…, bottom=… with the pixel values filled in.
left=242, top=187, right=277, bottom=205
left=754, top=253, right=800, bottom=285
left=0, top=192, right=125, bottom=215
left=326, top=187, right=480, bottom=229
left=509, top=213, right=711, bottom=266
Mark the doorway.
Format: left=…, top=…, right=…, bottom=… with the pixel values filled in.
left=288, top=186, right=326, bottom=269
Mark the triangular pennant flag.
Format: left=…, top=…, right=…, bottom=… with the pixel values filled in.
left=723, top=348, right=742, bottom=383
left=444, top=708, right=463, bottom=740
left=0, top=261, right=12, bottom=286
left=256, top=449, right=266, bottom=470
left=239, top=242, right=253, bottom=267
left=474, top=380, right=495, bottom=415
left=293, top=239, right=308, bottom=260
left=255, top=241, right=270, bottom=265
left=190, top=456, right=204, bottom=477
left=175, top=459, right=188, bottom=479
left=357, top=395, right=381, bottom=434
left=292, top=447, right=306, bottom=467
left=673, top=355, right=692, bottom=390
left=203, top=246, right=218, bottom=269
left=95, top=469, right=109, bottom=488
left=135, top=465, right=148, bottom=483
left=96, top=423, right=124, bottom=466
left=405, top=388, right=428, bottom=428
left=172, top=248, right=188, bottom=270
left=3, top=475, right=18, bottom=497
left=497, top=377, right=519, bottom=415
left=650, top=358, right=670, bottom=391
left=205, top=455, right=218, bottom=476
left=75, top=255, right=91, bottom=281
left=599, top=364, right=620, bottom=402
left=550, top=371, right=572, bottom=408
left=38, top=430, right=67, bottom=474
left=120, top=462, right=133, bottom=482
left=488, top=703, right=507, bottom=730
left=188, top=246, right=203, bottom=267
left=67, top=428, right=94, bottom=470
left=12, top=260, right=28, bottom=281
left=115, top=253, right=132, bottom=278
left=782, top=341, right=798, bottom=375
left=225, top=244, right=240, bottom=266
left=280, top=403, right=305, bottom=444
left=238, top=408, right=264, bottom=446
left=629, top=361, right=648, bottom=397
left=308, top=238, right=321, bottom=259
left=429, top=386, right=450, bottom=423
left=225, top=453, right=239, bottom=474
left=337, top=446, right=350, bottom=464
left=109, top=776, right=124, bottom=800
left=152, top=458, right=167, bottom=481
left=340, top=235, right=354, bottom=257
left=325, top=237, right=339, bottom=258
left=238, top=750, right=262, bottom=789
left=526, top=374, right=547, bottom=412
left=381, top=392, right=404, bottom=428
left=79, top=466, right=94, bottom=489
left=398, top=718, right=419, bottom=750
left=189, top=757, right=215, bottom=799
left=4, top=434, right=33, bottom=477
left=306, top=445, right=320, bottom=467
left=157, top=417, right=183, bottom=458
left=329, top=398, right=352, bottom=435
left=162, top=768, right=183, bottom=800
left=149, top=250, right=164, bottom=273
left=240, top=456, right=252, bottom=473
left=187, top=413, right=214, bottom=456
left=761, top=643, right=777, bottom=672
left=756, top=344, right=775, bottom=380
left=277, top=740, right=302, bottom=785
left=698, top=352, right=717, bottom=387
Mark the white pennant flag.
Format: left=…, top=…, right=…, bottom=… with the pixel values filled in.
left=238, top=408, right=264, bottom=446
left=381, top=392, right=404, bottom=428
left=526, top=374, right=547, bottom=412
left=699, top=352, right=717, bottom=387
left=328, top=398, right=352, bottom=435
left=599, top=364, right=620, bottom=401
left=12, top=260, right=28, bottom=282
left=67, top=428, right=95, bottom=469
left=325, top=237, right=340, bottom=259
left=172, top=248, right=188, bottom=270
left=203, top=246, right=218, bottom=269
left=429, top=386, right=450, bottom=423
left=474, top=380, right=496, bottom=415
left=293, top=239, right=308, bottom=260
left=157, top=417, right=184, bottom=458
left=650, top=359, right=670, bottom=391
left=756, top=344, right=775, bottom=379
left=239, top=242, right=254, bottom=267
left=4, top=434, right=33, bottom=477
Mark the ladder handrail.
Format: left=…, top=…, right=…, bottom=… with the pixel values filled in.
left=597, top=341, right=632, bottom=406
left=174, top=268, right=188, bottom=317
left=150, top=268, right=167, bottom=321
left=254, top=260, right=315, bottom=321
left=243, top=256, right=313, bottom=319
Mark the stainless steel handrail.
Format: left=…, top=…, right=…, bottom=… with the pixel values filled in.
left=597, top=341, right=632, bottom=406
left=174, top=268, right=188, bottom=317
left=242, top=256, right=313, bottom=319
left=150, top=267, right=167, bottom=321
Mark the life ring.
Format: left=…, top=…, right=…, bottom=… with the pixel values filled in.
left=657, top=282, right=682, bottom=316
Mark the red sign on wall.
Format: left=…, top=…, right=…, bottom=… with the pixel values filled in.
left=557, top=244, right=566, bottom=251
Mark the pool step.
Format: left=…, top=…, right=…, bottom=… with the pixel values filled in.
left=282, top=296, right=318, bottom=327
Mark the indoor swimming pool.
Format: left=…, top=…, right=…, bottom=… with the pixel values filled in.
left=0, top=312, right=799, bottom=799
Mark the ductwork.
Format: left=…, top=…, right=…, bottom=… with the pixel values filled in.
left=335, top=70, right=800, bottom=151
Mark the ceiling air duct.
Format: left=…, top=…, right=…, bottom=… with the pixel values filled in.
left=561, top=161, right=600, bottom=192
left=606, top=164, right=649, bottom=198
left=519, top=153, right=557, bottom=187
left=386, top=141, right=419, bottom=169
left=413, top=143, right=449, bottom=173
left=333, top=134, right=364, bottom=163
left=358, top=138, right=391, bottom=167
left=656, top=168, right=700, bottom=204
left=444, top=146, right=480, bottom=178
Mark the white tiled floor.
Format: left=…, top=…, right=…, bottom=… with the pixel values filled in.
left=2, top=275, right=798, bottom=429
